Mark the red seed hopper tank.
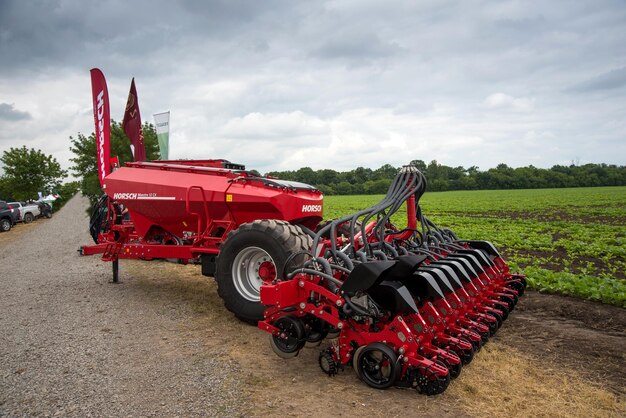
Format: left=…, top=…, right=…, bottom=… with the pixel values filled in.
left=82, top=158, right=323, bottom=322
left=104, top=160, right=323, bottom=240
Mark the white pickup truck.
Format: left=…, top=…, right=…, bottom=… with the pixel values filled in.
left=8, top=202, right=41, bottom=223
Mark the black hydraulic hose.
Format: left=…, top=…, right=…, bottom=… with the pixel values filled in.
left=430, top=229, right=446, bottom=244
left=445, top=228, right=460, bottom=240
left=372, top=167, right=426, bottom=250
left=286, top=268, right=343, bottom=288
left=324, top=260, right=352, bottom=275
left=366, top=170, right=409, bottom=231
left=297, top=224, right=317, bottom=238
left=309, top=257, right=333, bottom=276
left=416, top=206, right=427, bottom=246
left=360, top=170, right=407, bottom=235
left=281, top=250, right=313, bottom=278
left=312, top=164, right=431, bottom=266
left=440, top=242, right=465, bottom=251
left=407, top=247, right=439, bottom=262
left=314, top=170, right=407, bottom=259
left=333, top=250, right=354, bottom=271
left=382, top=242, right=399, bottom=258
left=359, top=167, right=425, bottom=258
left=355, top=250, right=368, bottom=263
left=373, top=249, right=388, bottom=260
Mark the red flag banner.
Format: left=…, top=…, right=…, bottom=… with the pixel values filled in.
left=122, top=78, right=146, bottom=162
left=90, top=68, right=111, bottom=186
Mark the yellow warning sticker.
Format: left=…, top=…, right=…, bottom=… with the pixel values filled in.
left=226, top=194, right=233, bottom=202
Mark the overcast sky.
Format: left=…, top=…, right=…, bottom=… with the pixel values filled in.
left=0, top=0, right=624, bottom=175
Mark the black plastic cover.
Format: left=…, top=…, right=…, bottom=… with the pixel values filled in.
left=459, top=240, right=501, bottom=258
left=423, top=265, right=463, bottom=290
left=201, top=254, right=217, bottom=277
left=341, top=260, right=397, bottom=294
left=387, top=254, right=428, bottom=278
left=446, top=253, right=485, bottom=274
left=431, top=260, right=471, bottom=283
left=367, top=280, right=419, bottom=314
left=420, top=267, right=456, bottom=293
left=399, top=271, right=445, bottom=299
left=454, top=248, right=494, bottom=267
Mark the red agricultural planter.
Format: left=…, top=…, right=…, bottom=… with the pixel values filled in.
left=257, top=166, right=526, bottom=395
left=81, top=71, right=525, bottom=396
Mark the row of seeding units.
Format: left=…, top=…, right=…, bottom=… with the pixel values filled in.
left=259, top=165, right=526, bottom=395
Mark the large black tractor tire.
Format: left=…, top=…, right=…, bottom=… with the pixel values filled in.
left=0, top=217, right=11, bottom=232
left=215, top=220, right=312, bottom=324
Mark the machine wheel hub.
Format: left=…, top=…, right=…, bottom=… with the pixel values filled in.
left=258, top=261, right=277, bottom=282
left=232, top=246, right=276, bottom=302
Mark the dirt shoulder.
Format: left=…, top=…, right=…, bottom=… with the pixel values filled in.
left=0, top=195, right=247, bottom=417
left=501, top=290, right=626, bottom=394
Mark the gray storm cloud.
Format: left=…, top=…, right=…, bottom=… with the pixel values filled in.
left=0, top=103, right=31, bottom=121
left=0, top=0, right=624, bottom=174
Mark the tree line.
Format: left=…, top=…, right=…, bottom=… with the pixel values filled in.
left=6, top=121, right=622, bottom=207
left=0, top=146, right=78, bottom=208
left=266, top=160, right=626, bottom=195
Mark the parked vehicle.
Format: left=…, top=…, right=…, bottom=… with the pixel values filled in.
left=37, top=201, right=53, bottom=218
left=8, top=202, right=41, bottom=223
left=7, top=203, right=22, bottom=221
left=0, top=200, right=18, bottom=232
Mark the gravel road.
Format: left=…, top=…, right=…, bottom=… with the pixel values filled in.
left=0, top=194, right=247, bottom=417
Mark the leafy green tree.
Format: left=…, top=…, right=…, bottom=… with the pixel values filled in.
left=315, top=184, right=336, bottom=195
left=345, top=167, right=373, bottom=184
left=318, top=169, right=340, bottom=185
left=294, top=167, right=318, bottom=184
left=48, top=180, right=81, bottom=211
left=410, top=159, right=427, bottom=172
left=334, top=181, right=354, bottom=195
left=0, top=176, right=15, bottom=201
left=0, top=146, right=67, bottom=201
left=57, top=181, right=80, bottom=200
left=373, top=164, right=398, bottom=180
left=69, top=121, right=160, bottom=206
left=363, top=179, right=392, bottom=194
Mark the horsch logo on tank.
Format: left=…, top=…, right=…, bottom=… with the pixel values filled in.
left=113, top=192, right=138, bottom=200
left=302, top=204, right=322, bottom=213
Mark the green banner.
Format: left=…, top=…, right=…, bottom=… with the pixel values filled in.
left=154, top=111, right=170, bottom=160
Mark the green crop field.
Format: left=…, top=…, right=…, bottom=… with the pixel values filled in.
left=324, top=186, right=626, bottom=307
